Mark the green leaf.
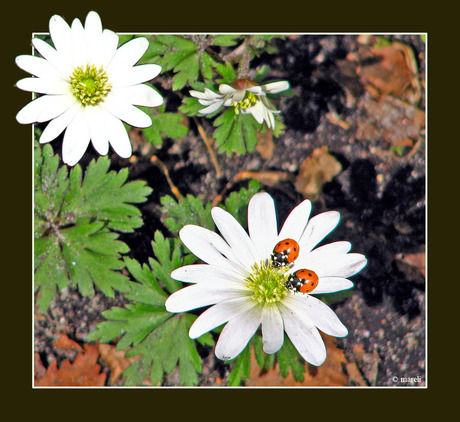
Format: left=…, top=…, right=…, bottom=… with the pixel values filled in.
left=213, top=108, right=261, bottom=155
left=160, top=194, right=215, bottom=233
left=88, top=231, right=213, bottom=386
left=213, top=35, right=240, bottom=47
left=223, top=179, right=261, bottom=227
left=227, top=340, right=253, bottom=386
left=145, top=35, right=220, bottom=91
left=141, top=107, right=189, bottom=147
left=276, top=336, right=306, bottom=382
left=34, top=142, right=151, bottom=310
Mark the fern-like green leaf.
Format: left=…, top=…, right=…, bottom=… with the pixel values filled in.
left=34, top=142, right=151, bottom=310
left=160, top=194, right=215, bottom=233
left=145, top=35, right=220, bottom=91
left=213, top=108, right=260, bottom=155
left=88, top=232, right=213, bottom=386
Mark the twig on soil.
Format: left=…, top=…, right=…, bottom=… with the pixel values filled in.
left=150, top=155, right=183, bottom=201
left=193, top=117, right=222, bottom=178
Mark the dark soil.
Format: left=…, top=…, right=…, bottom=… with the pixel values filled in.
left=34, top=34, right=426, bottom=387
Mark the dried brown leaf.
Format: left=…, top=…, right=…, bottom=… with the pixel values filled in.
left=246, top=335, right=348, bottom=386
left=98, top=344, right=139, bottom=383
left=54, top=333, right=84, bottom=353
left=35, top=344, right=106, bottom=387
left=295, top=146, right=342, bottom=200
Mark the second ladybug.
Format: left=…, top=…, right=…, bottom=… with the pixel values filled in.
left=271, top=238, right=300, bottom=267
left=286, top=269, right=319, bottom=294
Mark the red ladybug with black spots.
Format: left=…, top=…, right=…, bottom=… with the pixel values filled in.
left=271, top=238, right=300, bottom=267
left=287, top=269, right=319, bottom=294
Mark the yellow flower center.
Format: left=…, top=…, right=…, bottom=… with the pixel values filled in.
left=245, top=260, right=290, bottom=305
left=70, top=64, right=111, bottom=106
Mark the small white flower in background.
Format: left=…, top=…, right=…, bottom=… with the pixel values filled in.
left=16, top=11, right=163, bottom=166
left=165, top=192, right=367, bottom=366
left=190, top=78, right=289, bottom=129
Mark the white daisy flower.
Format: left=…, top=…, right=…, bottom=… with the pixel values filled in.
left=165, top=192, right=367, bottom=366
left=190, top=78, right=289, bottom=129
left=16, top=11, right=164, bottom=165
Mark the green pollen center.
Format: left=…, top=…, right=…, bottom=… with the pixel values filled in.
left=70, top=64, right=111, bottom=106
left=245, top=260, right=290, bottom=305
left=232, top=91, right=258, bottom=114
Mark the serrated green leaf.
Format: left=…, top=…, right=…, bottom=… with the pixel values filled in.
left=227, top=341, right=252, bottom=386
left=213, top=35, right=240, bottom=46
left=223, top=179, right=261, bottom=227
left=160, top=194, right=215, bottom=233
left=213, top=108, right=261, bottom=155
left=89, top=232, right=212, bottom=386
left=276, top=336, right=306, bottom=382
left=34, top=143, right=151, bottom=310
left=141, top=110, right=189, bottom=146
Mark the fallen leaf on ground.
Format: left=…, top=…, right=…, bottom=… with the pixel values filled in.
left=295, top=146, right=342, bottom=200
left=246, top=336, right=348, bottom=386
left=348, top=344, right=381, bottom=386
left=234, top=170, right=294, bottom=186
left=35, top=344, right=106, bottom=387
left=98, top=344, right=139, bottom=383
left=255, top=130, right=275, bottom=159
left=357, top=40, right=421, bottom=104
left=54, top=333, right=84, bottom=353
left=356, top=93, right=425, bottom=152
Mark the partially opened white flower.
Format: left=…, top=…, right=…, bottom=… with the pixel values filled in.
left=16, top=11, right=164, bottom=165
left=165, top=192, right=367, bottom=366
left=190, top=78, right=289, bottom=129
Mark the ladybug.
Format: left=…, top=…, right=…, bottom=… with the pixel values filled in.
left=286, top=269, right=319, bottom=294
left=271, top=238, right=300, bottom=267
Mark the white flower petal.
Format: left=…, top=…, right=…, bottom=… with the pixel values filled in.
left=171, top=264, right=242, bottom=284
left=199, top=101, right=224, bottom=114
left=39, top=103, right=80, bottom=144
left=314, top=253, right=368, bottom=278
left=219, top=84, right=237, bottom=95
left=211, top=207, right=259, bottom=270
left=16, top=76, right=68, bottom=95
left=97, top=29, right=119, bottom=68
left=311, top=277, right=354, bottom=294
left=102, top=95, right=152, bottom=127
left=32, top=38, right=72, bottom=77
left=84, top=11, right=103, bottom=62
left=280, top=302, right=326, bottom=366
left=293, top=241, right=351, bottom=271
left=215, top=307, right=262, bottom=361
left=15, top=55, right=62, bottom=79
left=247, top=101, right=265, bottom=124
left=291, top=295, right=348, bottom=337
left=105, top=113, right=132, bottom=158
left=86, top=107, right=109, bottom=155
left=299, top=211, right=340, bottom=254
left=113, top=84, right=163, bottom=107
left=179, top=225, right=244, bottom=273
left=247, top=192, right=278, bottom=262
left=189, top=297, right=254, bottom=339
left=107, top=37, right=149, bottom=81
left=261, top=305, right=284, bottom=354
left=70, top=16, right=86, bottom=66
left=165, top=282, right=245, bottom=313
left=16, top=94, right=74, bottom=124
left=49, top=14, right=72, bottom=57
left=117, top=64, right=162, bottom=87
left=262, top=81, right=290, bottom=94
left=277, top=199, right=312, bottom=243
left=62, top=112, right=91, bottom=165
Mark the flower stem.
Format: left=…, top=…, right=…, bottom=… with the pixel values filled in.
left=150, top=155, right=183, bottom=201
left=193, top=117, right=222, bottom=178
